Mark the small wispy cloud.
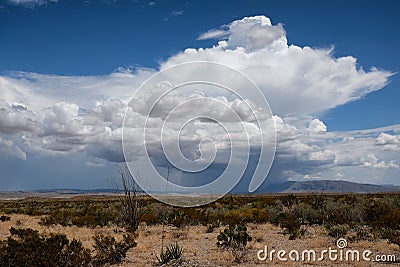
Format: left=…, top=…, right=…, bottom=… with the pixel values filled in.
left=148, top=1, right=156, bottom=6
left=85, top=161, right=106, bottom=168
left=7, top=0, right=57, bottom=8
left=170, top=10, right=184, bottom=16
left=197, top=29, right=229, bottom=40
left=164, top=9, right=184, bottom=21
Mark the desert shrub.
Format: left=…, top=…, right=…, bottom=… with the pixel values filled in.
left=201, top=207, right=225, bottom=226
left=250, top=207, right=269, bottom=223
left=310, top=194, right=328, bottom=211
left=365, top=200, right=400, bottom=230
left=201, top=207, right=217, bottom=224
left=157, top=242, right=184, bottom=265
left=0, top=227, right=91, bottom=267
left=388, top=232, right=400, bottom=247
left=0, top=215, right=10, bottom=222
left=292, top=202, right=322, bottom=225
left=370, top=227, right=400, bottom=247
left=141, top=210, right=160, bottom=225
left=349, top=196, right=368, bottom=224
left=39, top=201, right=122, bottom=228
left=327, top=205, right=354, bottom=226
left=231, top=206, right=269, bottom=224
left=326, top=224, right=349, bottom=238
left=380, top=194, right=400, bottom=207
left=92, top=232, right=137, bottom=267
left=281, top=194, right=298, bottom=208
left=59, top=239, right=92, bottom=267
left=141, top=202, right=169, bottom=225
left=279, top=213, right=302, bottom=240
left=222, top=209, right=244, bottom=225
left=355, top=227, right=375, bottom=242
left=167, top=209, right=190, bottom=229
left=217, top=224, right=252, bottom=249
left=372, top=227, right=396, bottom=241
left=206, top=219, right=221, bottom=233
left=180, top=208, right=206, bottom=225
left=266, top=200, right=284, bottom=225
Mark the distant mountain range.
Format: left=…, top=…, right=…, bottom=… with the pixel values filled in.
left=0, top=188, right=124, bottom=200
left=259, top=180, right=400, bottom=194
left=1, top=180, right=399, bottom=199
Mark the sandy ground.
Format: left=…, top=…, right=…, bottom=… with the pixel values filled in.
left=1, top=214, right=399, bottom=266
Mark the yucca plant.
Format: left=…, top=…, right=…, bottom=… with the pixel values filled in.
left=157, top=242, right=184, bottom=265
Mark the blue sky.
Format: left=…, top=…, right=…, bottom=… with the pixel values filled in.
left=0, top=0, right=399, bottom=191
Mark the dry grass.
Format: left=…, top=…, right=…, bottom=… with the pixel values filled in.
left=1, top=214, right=399, bottom=266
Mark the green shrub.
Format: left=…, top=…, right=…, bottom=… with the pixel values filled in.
left=326, top=224, right=349, bottom=238
left=380, top=195, right=400, bottom=207
left=141, top=210, right=161, bottom=225
left=266, top=200, right=284, bottom=225
left=365, top=200, right=400, bottom=230
left=92, top=232, right=137, bottom=267
left=388, top=233, right=400, bottom=247
left=222, top=210, right=243, bottom=225
left=326, top=204, right=357, bottom=226
left=59, top=239, right=92, bottom=267
left=310, top=195, right=328, bottom=211
left=280, top=213, right=302, bottom=240
left=0, top=227, right=137, bottom=267
left=355, top=227, right=375, bottom=242
left=39, top=201, right=122, bottom=228
left=282, top=194, right=298, bottom=207
left=292, top=202, right=323, bottom=225
left=157, top=242, right=184, bottom=265
left=206, top=220, right=221, bottom=233
left=167, top=209, right=190, bottom=229
left=0, top=227, right=91, bottom=267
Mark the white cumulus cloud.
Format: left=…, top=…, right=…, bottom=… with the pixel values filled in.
left=308, top=118, right=327, bottom=132
left=0, top=15, right=398, bottom=188
left=165, top=16, right=392, bottom=117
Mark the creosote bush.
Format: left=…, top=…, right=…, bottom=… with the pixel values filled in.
left=280, top=213, right=303, bottom=240
left=93, top=232, right=137, bottom=267
left=0, top=227, right=137, bottom=267
left=326, top=224, right=349, bottom=238
left=0, top=227, right=91, bottom=267
left=355, top=226, right=375, bottom=242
